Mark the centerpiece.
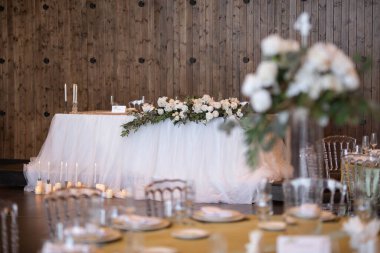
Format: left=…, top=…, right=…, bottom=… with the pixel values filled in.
left=239, top=13, right=375, bottom=177
left=121, top=95, right=247, bottom=137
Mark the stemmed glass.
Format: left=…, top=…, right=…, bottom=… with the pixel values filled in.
left=362, top=136, right=370, bottom=154
left=370, top=133, right=377, bottom=150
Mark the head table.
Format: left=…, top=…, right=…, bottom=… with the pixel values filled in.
left=100, top=215, right=355, bottom=253
left=24, top=112, right=291, bottom=204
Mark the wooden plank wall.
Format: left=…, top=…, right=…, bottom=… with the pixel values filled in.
left=0, top=0, right=379, bottom=159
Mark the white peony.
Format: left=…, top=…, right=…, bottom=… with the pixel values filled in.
left=174, top=115, right=180, bottom=121
left=305, top=43, right=332, bottom=72
left=221, top=100, right=230, bottom=111
left=157, top=97, right=168, bottom=107
left=242, top=74, right=261, bottom=96
left=256, top=61, right=278, bottom=87
left=212, top=110, right=219, bottom=118
left=202, top=94, right=212, bottom=103
left=142, top=103, right=154, bottom=113
left=193, top=104, right=202, bottom=113
left=212, top=101, right=221, bottom=109
left=157, top=108, right=164, bottom=115
left=207, top=106, right=214, bottom=112
left=261, top=34, right=300, bottom=56
left=205, top=112, right=214, bottom=121
left=226, top=109, right=233, bottom=116
left=250, top=89, right=272, bottom=113
left=164, top=104, right=173, bottom=112
left=230, top=102, right=238, bottom=109
left=201, top=104, right=208, bottom=112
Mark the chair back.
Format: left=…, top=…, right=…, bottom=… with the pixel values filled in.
left=0, top=201, right=18, bottom=253
left=44, top=187, right=102, bottom=240
left=342, top=155, right=380, bottom=206
left=322, top=135, right=356, bottom=179
left=144, top=179, right=188, bottom=217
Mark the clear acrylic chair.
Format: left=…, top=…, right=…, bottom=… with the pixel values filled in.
left=44, top=187, right=102, bottom=240
left=341, top=155, right=380, bottom=213
left=322, top=135, right=356, bottom=180
left=0, top=201, right=18, bottom=253
left=144, top=179, right=189, bottom=218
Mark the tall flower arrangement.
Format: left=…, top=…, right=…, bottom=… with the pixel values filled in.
left=240, top=13, right=375, bottom=167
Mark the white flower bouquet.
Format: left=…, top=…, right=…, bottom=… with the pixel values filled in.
left=121, top=95, right=247, bottom=137
left=239, top=13, right=376, bottom=167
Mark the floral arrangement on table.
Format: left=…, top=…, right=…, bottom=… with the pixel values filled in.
left=121, top=95, right=247, bottom=137
left=237, top=13, right=376, bottom=167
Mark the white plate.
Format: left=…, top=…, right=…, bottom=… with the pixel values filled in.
left=71, top=227, right=122, bottom=244
left=192, top=210, right=245, bottom=223
left=320, top=211, right=338, bottom=222
left=112, top=216, right=171, bottom=231
left=171, top=228, right=210, bottom=240
left=143, top=247, right=178, bottom=253
left=258, top=221, right=286, bottom=231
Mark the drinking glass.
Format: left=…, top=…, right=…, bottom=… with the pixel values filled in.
left=254, top=179, right=273, bottom=221
left=370, top=133, right=378, bottom=150
left=362, top=136, right=370, bottom=154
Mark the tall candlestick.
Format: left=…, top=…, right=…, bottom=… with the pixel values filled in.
left=64, top=83, right=67, bottom=102
left=65, top=162, right=68, bottom=181
left=47, top=161, right=50, bottom=181
left=73, top=84, right=75, bottom=103
left=94, top=163, right=97, bottom=185
left=38, top=160, right=41, bottom=180
left=75, top=163, right=78, bottom=183
left=60, top=161, right=63, bottom=182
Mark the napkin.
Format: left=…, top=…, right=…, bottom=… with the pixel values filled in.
left=41, top=241, right=94, bottom=253
left=343, top=217, right=380, bottom=253
left=245, top=230, right=263, bottom=253
left=115, top=215, right=161, bottom=226
left=200, top=206, right=234, bottom=218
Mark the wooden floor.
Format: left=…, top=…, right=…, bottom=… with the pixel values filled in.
left=0, top=186, right=284, bottom=253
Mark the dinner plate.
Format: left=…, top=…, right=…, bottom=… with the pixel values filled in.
left=112, top=216, right=171, bottom=231
left=258, top=221, right=286, bottom=231
left=142, top=246, right=178, bottom=253
left=320, top=211, right=338, bottom=222
left=171, top=228, right=210, bottom=240
left=192, top=210, right=245, bottom=223
left=70, top=227, right=122, bottom=244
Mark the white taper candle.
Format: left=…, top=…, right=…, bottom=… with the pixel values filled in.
left=64, top=83, right=67, bottom=102
left=60, top=161, right=63, bottom=182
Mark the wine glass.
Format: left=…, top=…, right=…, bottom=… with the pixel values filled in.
left=255, top=179, right=273, bottom=222
left=362, top=136, right=370, bottom=154
left=370, top=133, right=377, bottom=150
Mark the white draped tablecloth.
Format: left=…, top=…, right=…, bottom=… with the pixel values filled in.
left=24, top=113, right=292, bottom=203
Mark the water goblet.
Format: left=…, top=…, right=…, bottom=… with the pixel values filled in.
left=370, top=133, right=378, bottom=150
left=255, top=179, right=273, bottom=222
left=362, top=136, right=370, bottom=155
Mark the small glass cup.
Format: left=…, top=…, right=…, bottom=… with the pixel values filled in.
left=362, top=136, right=370, bottom=154
left=255, top=179, right=273, bottom=221
left=370, top=133, right=378, bottom=150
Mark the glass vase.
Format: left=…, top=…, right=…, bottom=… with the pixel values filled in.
left=288, top=108, right=324, bottom=178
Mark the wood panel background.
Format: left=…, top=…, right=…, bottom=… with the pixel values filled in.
left=0, top=0, right=379, bottom=159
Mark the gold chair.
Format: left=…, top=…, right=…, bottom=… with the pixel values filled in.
left=322, top=135, right=356, bottom=180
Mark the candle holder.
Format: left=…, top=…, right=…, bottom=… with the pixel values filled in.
left=71, top=102, right=78, bottom=113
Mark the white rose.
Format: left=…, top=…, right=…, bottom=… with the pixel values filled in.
left=226, top=109, right=233, bottom=116
left=174, top=116, right=180, bottom=121
left=212, top=102, right=221, bottom=109
left=230, top=102, right=238, bottom=110
left=331, top=50, right=355, bottom=77
left=193, top=104, right=202, bottom=113
left=164, top=104, right=173, bottom=112
left=205, top=112, right=213, bottom=121
left=142, top=103, right=154, bottom=113
left=261, top=34, right=283, bottom=56
left=181, top=105, right=189, bottom=112
left=221, top=100, right=230, bottom=111
left=242, top=74, right=261, bottom=96
left=157, top=97, right=168, bottom=107
left=207, top=106, right=214, bottom=112
left=306, top=43, right=333, bottom=72
left=256, top=61, right=278, bottom=87
left=157, top=109, right=164, bottom=115
left=212, top=110, right=219, bottom=118
left=179, top=111, right=186, bottom=119
left=343, top=71, right=359, bottom=90
left=201, top=104, right=208, bottom=112
left=250, top=89, right=272, bottom=113
left=202, top=94, right=212, bottom=103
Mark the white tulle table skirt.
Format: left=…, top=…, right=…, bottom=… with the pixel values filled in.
left=24, top=114, right=292, bottom=204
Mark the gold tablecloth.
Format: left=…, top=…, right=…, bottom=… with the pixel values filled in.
left=101, top=215, right=358, bottom=253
